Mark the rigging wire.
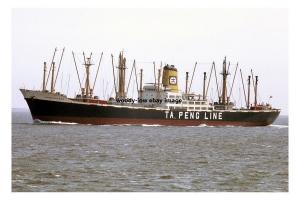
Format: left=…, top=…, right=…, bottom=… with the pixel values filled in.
left=92, top=52, right=103, bottom=91
left=133, top=60, right=139, bottom=95
left=205, top=62, right=214, bottom=98
left=213, top=62, right=220, bottom=97
left=126, top=61, right=135, bottom=94
left=229, top=63, right=239, bottom=98
left=239, top=69, right=247, bottom=107
left=54, top=47, right=65, bottom=88
left=45, top=47, right=57, bottom=88
left=72, top=51, right=83, bottom=91
left=188, top=62, right=198, bottom=94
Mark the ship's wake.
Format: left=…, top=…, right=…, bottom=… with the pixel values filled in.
left=33, top=119, right=78, bottom=125
left=269, top=124, right=288, bottom=129
left=113, top=124, right=164, bottom=127
left=141, top=124, right=164, bottom=127
left=186, top=124, right=216, bottom=128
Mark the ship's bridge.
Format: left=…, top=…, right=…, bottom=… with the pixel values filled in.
left=141, top=83, right=214, bottom=111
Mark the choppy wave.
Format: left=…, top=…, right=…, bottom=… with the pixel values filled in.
left=12, top=113, right=288, bottom=192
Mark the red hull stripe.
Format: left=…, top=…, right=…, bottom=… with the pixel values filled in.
left=33, top=116, right=269, bottom=126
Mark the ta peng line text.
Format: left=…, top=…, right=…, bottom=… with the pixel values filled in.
left=164, top=111, right=223, bottom=120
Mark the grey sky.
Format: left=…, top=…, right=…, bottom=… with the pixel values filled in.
left=12, top=8, right=288, bottom=114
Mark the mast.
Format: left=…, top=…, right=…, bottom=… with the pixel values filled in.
left=50, top=62, right=55, bottom=93
left=247, top=75, right=251, bottom=109
left=202, top=72, right=207, bottom=100
left=42, top=62, right=47, bottom=91
left=254, top=76, right=258, bottom=106
left=153, top=62, right=157, bottom=90
left=111, top=54, right=117, bottom=98
left=185, top=72, right=189, bottom=95
left=157, top=68, right=161, bottom=92
left=83, top=52, right=93, bottom=98
left=156, top=68, right=162, bottom=99
left=87, top=57, right=92, bottom=97
left=118, top=53, right=122, bottom=97
left=221, top=57, right=229, bottom=105
left=158, top=61, right=162, bottom=92
left=117, top=52, right=126, bottom=98
left=139, top=69, right=143, bottom=98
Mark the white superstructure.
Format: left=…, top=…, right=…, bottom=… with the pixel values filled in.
left=140, top=83, right=214, bottom=111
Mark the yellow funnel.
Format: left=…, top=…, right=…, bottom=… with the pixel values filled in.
left=162, top=65, right=178, bottom=93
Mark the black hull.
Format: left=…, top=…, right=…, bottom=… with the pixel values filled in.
left=24, top=98, right=280, bottom=126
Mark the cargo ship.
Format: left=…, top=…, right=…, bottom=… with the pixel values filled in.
left=20, top=49, right=280, bottom=126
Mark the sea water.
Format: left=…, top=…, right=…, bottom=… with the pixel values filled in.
left=12, top=109, right=288, bottom=192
